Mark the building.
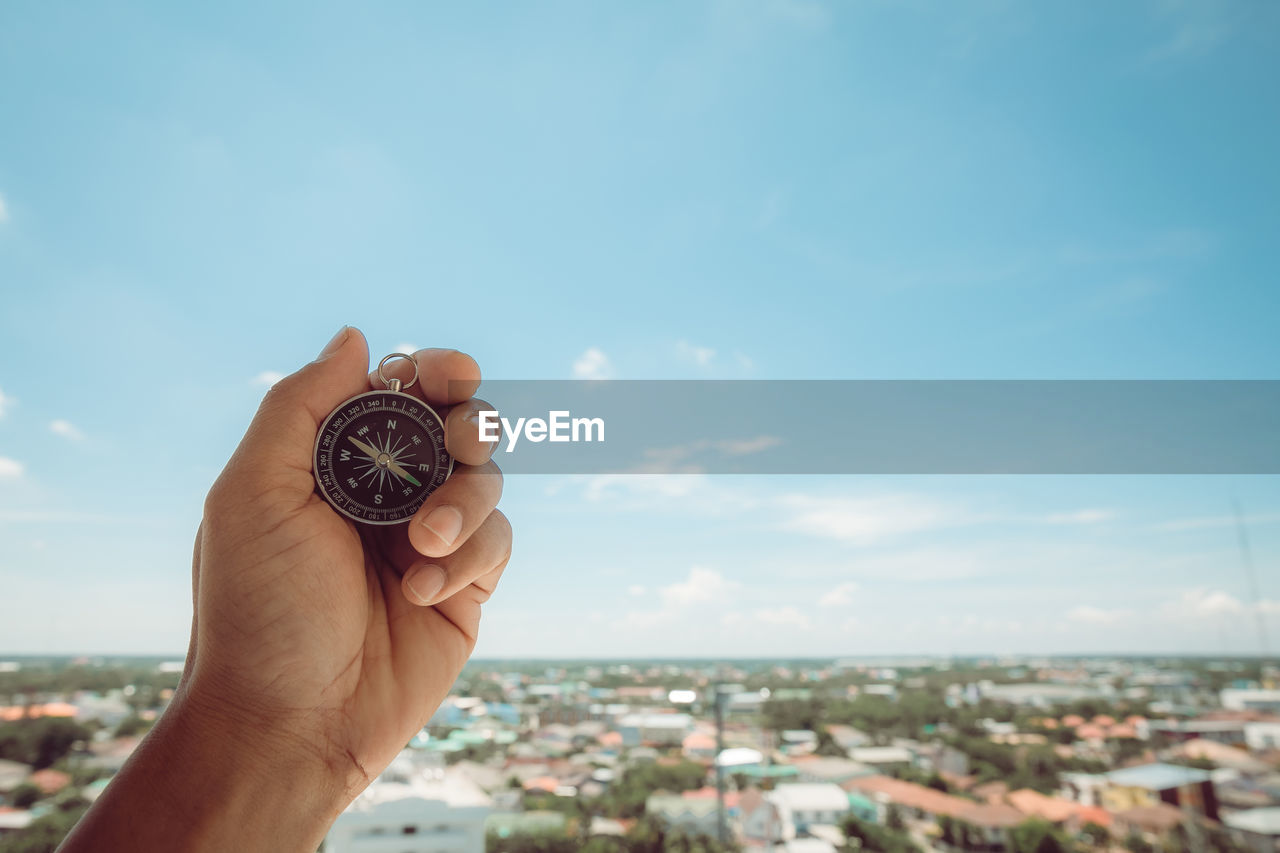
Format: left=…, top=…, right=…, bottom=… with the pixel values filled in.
left=1224, top=807, right=1280, bottom=853
left=848, top=746, right=913, bottom=771
left=768, top=783, right=851, bottom=833
left=324, top=751, right=491, bottom=853
left=1223, top=689, right=1280, bottom=714
left=1103, top=763, right=1218, bottom=821
left=645, top=793, right=721, bottom=838
left=842, top=775, right=972, bottom=823
left=618, top=712, right=692, bottom=747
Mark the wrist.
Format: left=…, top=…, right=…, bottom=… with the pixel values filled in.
left=60, top=686, right=355, bottom=853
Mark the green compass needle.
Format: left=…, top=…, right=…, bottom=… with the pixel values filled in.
left=388, top=461, right=422, bottom=487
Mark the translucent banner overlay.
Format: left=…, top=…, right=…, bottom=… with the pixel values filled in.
left=453, top=381, right=1280, bottom=474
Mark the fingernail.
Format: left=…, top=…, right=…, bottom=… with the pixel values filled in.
left=420, top=505, right=463, bottom=548
left=406, top=565, right=446, bottom=605
left=318, top=326, right=350, bottom=360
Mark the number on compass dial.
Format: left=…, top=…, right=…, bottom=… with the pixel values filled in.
left=313, top=391, right=453, bottom=525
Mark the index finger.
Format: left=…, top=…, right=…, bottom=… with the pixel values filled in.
left=368, top=348, right=481, bottom=406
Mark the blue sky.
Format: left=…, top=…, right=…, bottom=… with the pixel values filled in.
left=1, top=1, right=1278, bottom=656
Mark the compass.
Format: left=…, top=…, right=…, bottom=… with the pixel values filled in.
left=313, top=353, right=453, bottom=525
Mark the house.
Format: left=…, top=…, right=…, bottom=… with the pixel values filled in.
left=769, top=783, right=851, bottom=832
left=683, top=732, right=717, bottom=761
left=1103, top=763, right=1219, bottom=821
left=0, top=761, right=32, bottom=794
left=953, top=802, right=1026, bottom=850
left=848, top=746, right=913, bottom=771
left=1222, top=689, right=1280, bottom=714
left=1223, top=807, right=1280, bottom=853
left=645, top=793, right=721, bottom=838
left=324, top=751, right=491, bottom=853
left=842, top=775, right=972, bottom=822
left=740, top=788, right=790, bottom=847
left=1004, top=788, right=1081, bottom=825
left=1111, top=803, right=1187, bottom=846
left=618, top=712, right=691, bottom=747
left=826, top=725, right=870, bottom=751
left=791, top=756, right=875, bottom=786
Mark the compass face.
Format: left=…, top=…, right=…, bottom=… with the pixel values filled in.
left=313, top=390, right=453, bottom=525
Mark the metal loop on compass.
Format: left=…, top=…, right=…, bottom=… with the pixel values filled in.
left=377, top=353, right=419, bottom=393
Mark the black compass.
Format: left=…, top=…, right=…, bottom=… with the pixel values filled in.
left=313, top=354, right=453, bottom=525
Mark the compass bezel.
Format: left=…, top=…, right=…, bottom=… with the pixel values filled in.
left=312, top=390, right=453, bottom=525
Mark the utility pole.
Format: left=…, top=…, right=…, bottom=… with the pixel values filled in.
left=714, top=684, right=728, bottom=846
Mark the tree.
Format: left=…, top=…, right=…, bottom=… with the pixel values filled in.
left=0, top=799, right=88, bottom=853
left=1078, top=821, right=1109, bottom=848
left=1008, top=819, right=1068, bottom=853
left=0, top=718, right=92, bottom=770
left=9, top=782, right=40, bottom=809
left=840, top=815, right=918, bottom=853
left=885, top=804, right=906, bottom=832
left=1124, top=831, right=1154, bottom=853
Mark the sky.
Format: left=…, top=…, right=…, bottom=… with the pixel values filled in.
left=1, top=1, right=1278, bottom=657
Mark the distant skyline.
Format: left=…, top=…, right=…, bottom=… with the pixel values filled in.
left=1, top=1, right=1278, bottom=656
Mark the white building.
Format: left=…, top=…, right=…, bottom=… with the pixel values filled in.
left=1222, top=689, right=1280, bottom=714
left=324, top=751, right=491, bottom=853
left=768, top=783, right=851, bottom=831
left=618, top=712, right=692, bottom=746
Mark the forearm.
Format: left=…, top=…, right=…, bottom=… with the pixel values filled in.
left=58, top=691, right=351, bottom=853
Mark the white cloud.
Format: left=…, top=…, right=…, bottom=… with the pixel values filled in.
left=1067, top=605, right=1131, bottom=624
left=572, top=348, right=613, bottom=379
left=0, top=457, right=23, bottom=480
left=819, top=582, right=859, bottom=608
left=779, top=494, right=959, bottom=544
left=0, top=387, right=14, bottom=419
left=251, top=370, right=286, bottom=387
left=0, top=192, right=8, bottom=224
left=734, top=352, right=754, bottom=371
left=394, top=342, right=418, bottom=356
left=676, top=340, right=716, bottom=368
left=661, top=567, right=738, bottom=608
left=627, top=585, right=646, bottom=597
left=49, top=420, right=85, bottom=441
left=1161, top=588, right=1251, bottom=619
left=753, top=606, right=810, bottom=629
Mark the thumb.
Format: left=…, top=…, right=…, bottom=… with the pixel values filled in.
left=224, top=326, right=372, bottom=490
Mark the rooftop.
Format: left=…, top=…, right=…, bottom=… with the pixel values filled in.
left=1106, top=762, right=1211, bottom=791
left=1224, top=808, right=1280, bottom=836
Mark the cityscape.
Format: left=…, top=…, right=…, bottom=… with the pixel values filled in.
left=5, top=655, right=1280, bottom=852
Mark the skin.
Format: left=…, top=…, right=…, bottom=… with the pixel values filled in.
left=58, top=327, right=510, bottom=852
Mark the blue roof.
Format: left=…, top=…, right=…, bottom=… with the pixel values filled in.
left=1106, top=763, right=1211, bottom=790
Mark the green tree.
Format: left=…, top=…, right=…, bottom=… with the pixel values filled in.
left=0, top=799, right=88, bottom=853
left=1078, top=821, right=1109, bottom=848
left=840, top=815, right=918, bottom=853
left=1124, top=831, right=1155, bottom=853
left=9, top=782, right=41, bottom=809
left=0, top=718, right=91, bottom=770
left=1008, top=819, right=1068, bottom=853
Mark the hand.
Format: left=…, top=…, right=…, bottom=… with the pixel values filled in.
left=60, top=327, right=510, bottom=852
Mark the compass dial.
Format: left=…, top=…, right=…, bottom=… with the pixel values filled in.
left=313, top=390, right=453, bottom=525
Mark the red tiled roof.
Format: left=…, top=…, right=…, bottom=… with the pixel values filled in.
left=957, top=802, right=1027, bottom=829
left=30, top=769, right=71, bottom=795
left=1077, top=806, right=1113, bottom=828
left=843, top=775, right=972, bottom=818
left=1005, top=789, right=1080, bottom=823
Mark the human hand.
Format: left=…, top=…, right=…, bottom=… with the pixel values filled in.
left=60, top=326, right=509, bottom=852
